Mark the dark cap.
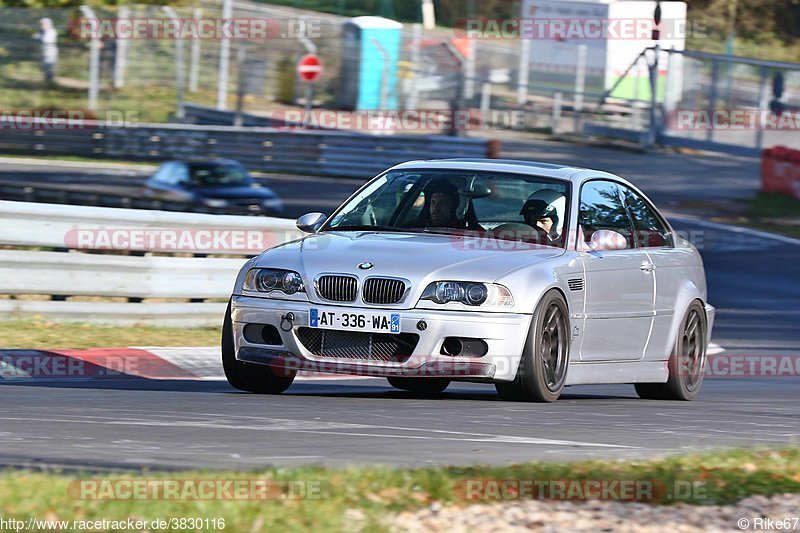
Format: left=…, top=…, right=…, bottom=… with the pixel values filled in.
left=424, top=178, right=459, bottom=199
left=520, top=198, right=555, bottom=219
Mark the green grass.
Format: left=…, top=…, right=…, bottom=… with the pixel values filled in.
left=0, top=447, right=799, bottom=532
left=0, top=320, right=221, bottom=349
left=740, top=192, right=800, bottom=238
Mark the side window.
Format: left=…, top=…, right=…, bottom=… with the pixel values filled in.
left=151, top=163, right=173, bottom=184
left=152, top=162, right=187, bottom=186
left=621, top=187, right=673, bottom=248
left=578, top=181, right=634, bottom=249
left=172, top=163, right=189, bottom=185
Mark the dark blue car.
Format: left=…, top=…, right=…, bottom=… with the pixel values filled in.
left=144, top=159, right=283, bottom=215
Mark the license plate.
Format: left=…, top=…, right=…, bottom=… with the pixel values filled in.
left=309, top=308, right=401, bottom=334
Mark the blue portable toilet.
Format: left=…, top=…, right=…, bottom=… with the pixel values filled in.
left=338, top=16, right=402, bottom=110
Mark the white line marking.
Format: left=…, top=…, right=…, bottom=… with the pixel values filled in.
left=667, top=214, right=800, bottom=246
left=0, top=416, right=633, bottom=448
left=0, top=156, right=155, bottom=171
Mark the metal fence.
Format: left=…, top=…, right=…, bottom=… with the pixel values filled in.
left=584, top=47, right=800, bottom=156
left=3, top=2, right=799, bottom=155
left=0, top=1, right=587, bottom=133
left=0, top=199, right=302, bottom=326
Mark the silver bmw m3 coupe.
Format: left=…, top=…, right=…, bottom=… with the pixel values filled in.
left=222, top=159, right=715, bottom=402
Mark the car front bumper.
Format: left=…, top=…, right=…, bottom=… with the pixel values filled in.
left=231, top=295, right=530, bottom=381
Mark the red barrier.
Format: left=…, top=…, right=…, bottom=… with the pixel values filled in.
left=761, top=146, right=800, bottom=200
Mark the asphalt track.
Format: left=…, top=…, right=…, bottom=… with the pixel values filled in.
left=0, top=144, right=798, bottom=471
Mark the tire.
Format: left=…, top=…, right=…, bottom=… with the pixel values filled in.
left=222, top=300, right=295, bottom=394
left=496, top=289, right=570, bottom=402
left=634, top=300, right=707, bottom=401
left=387, top=376, right=450, bottom=396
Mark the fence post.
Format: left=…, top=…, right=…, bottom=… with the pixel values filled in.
left=646, top=44, right=660, bottom=148
left=189, top=8, right=202, bottom=93
left=552, top=91, right=562, bottom=134
left=707, top=60, right=719, bottom=143
left=79, top=6, right=100, bottom=111
left=755, top=65, right=769, bottom=151
left=216, top=0, right=233, bottom=110
left=464, top=39, right=476, bottom=103
left=114, top=5, right=129, bottom=89
left=407, top=23, right=422, bottom=110
left=162, top=6, right=185, bottom=120
left=573, top=44, right=586, bottom=134
left=479, top=81, right=491, bottom=129
left=516, top=38, right=530, bottom=105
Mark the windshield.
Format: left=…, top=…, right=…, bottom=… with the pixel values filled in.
left=189, top=162, right=252, bottom=187
left=324, top=170, right=571, bottom=248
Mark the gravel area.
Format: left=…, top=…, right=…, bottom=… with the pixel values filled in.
left=388, top=494, right=800, bottom=532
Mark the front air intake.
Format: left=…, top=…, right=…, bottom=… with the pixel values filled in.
left=316, top=275, right=358, bottom=302
left=363, top=277, right=407, bottom=304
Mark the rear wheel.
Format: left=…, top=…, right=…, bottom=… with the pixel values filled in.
left=496, top=290, right=570, bottom=402
left=387, top=376, right=450, bottom=396
left=635, top=301, right=707, bottom=401
left=222, top=300, right=295, bottom=394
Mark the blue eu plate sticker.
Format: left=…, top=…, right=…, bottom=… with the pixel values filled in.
left=309, top=308, right=319, bottom=328
left=390, top=313, right=400, bottom=333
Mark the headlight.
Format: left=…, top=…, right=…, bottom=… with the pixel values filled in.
left=420, top=281, right=513, bottom=307
left=244, top=268, right=305, bottom=295
left=203, top=198, right=228, bottom=208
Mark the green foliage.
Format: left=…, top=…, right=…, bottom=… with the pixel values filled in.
left=0, top=0, right=187, bottom=6
left=686, top=0, right=800, bottom=43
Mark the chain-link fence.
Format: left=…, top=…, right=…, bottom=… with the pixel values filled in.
left=3, top=1, right=799, bottom=149
left=584, top=47, right=800, bottom=154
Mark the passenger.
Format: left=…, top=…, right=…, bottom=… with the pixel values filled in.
left=520, top=190, right=566, bottom=244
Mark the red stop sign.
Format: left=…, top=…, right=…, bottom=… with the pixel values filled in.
left=297, top=54, right=322, bottom=83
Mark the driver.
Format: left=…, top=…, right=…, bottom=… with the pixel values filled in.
left=520, top=189, right=566, bottom=243
left=408, top=179, right=466, bottom=228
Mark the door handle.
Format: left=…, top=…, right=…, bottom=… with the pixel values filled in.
left=640, top=262, right=655, bottom=272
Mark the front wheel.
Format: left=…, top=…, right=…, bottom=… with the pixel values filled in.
left=387, top=376, right=450, bottom=396
left=496, top=289, right=570, bottom=402
left=635, top=301, right=707, bottom=401
left=222, top=300, right=295, bottom=394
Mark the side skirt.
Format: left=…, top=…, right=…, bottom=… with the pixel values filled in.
left=565, top=360, right=668, bottom=385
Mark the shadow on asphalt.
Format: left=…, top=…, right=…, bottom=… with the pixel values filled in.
left=0, top=378, right=638, bottom=401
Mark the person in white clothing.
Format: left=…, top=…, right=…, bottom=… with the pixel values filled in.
left=34, top=18, right=58, bottom=83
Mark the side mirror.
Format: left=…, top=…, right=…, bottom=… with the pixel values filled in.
left=296, top=212, right=327, bottom=233
left=589, top=229, right=627, bottom=251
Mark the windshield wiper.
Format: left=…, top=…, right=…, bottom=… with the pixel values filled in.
left=421, top=227, right=486, bottom=236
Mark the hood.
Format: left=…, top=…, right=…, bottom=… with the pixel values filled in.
left=254, top=231, right=563, bottom=304
left=197, top=185, right=276, bottom=200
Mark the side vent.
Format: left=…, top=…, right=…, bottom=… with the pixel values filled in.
left=568, top=278, right=584, bottom=291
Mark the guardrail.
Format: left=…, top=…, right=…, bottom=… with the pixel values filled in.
left=0, top=200, right=303, bottom=326
left=0, top=181, right=275, bottom=217
left=0, top=119, right=493, bottom=178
